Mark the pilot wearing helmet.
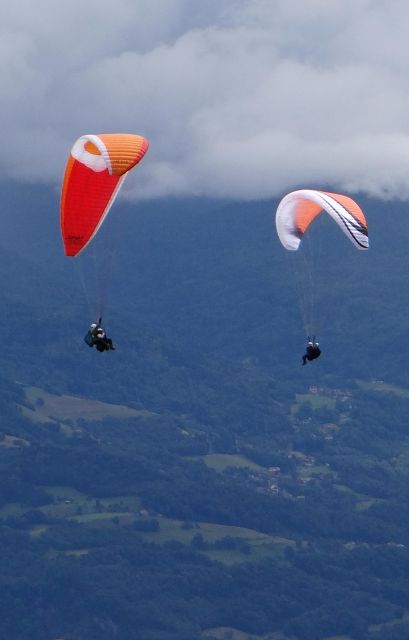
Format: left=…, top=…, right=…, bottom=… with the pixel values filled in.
left=302, top=338, right=321, bottom=366
left=84, top=320, right=115, bottom=352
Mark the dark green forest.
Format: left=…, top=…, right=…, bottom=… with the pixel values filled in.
left=0, top=184, right=408, bottom=639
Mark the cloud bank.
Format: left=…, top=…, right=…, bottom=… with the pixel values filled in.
left=2, top=0, right=409, bottom=200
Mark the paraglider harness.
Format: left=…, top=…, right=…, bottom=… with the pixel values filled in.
left=84, top=318, right=115, bottom=352
left=302, top=336, right=321, bottom=365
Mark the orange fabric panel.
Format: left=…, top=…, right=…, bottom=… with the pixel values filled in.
left=324, top=192, right=368, bottom=229
left=84, top=141, right=101, bottom=155
left=61, top=160, right=121, bottom=256
left=294, top=200, right=323, bottom=235
left=98, top=134, right=149, bottom=176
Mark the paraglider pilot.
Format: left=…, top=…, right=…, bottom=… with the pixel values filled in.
left=302, top=337, right=321, bottom=366
left=84, top=318, right=115, bottom=352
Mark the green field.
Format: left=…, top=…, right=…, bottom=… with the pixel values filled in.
left=198, top=453, right=265, bottom=472
left=142, top=517, right=276, bottom=544
left=292, top=393, right=336, bottom=414
left=41, top=487, right=142, bottom=519
left=20, top=385, right=155, bottom=426
left=0, top=485, right=143, bottom=526
left=299, top=463, right=334, bottom=481
left=0, top=482, right=295, bottom=566
left=358, top=380, right=409, bottom=398
left=65, top=549, right=89, bottom=557
left=0, top=434, right=29, bottom=448
left=334, top=484, right=384, bottom=511
left=142, top=516, right=295, bottom=564
left=206, top=542, right=287, bottom=565
left=70, top=512, right=134, bottom=524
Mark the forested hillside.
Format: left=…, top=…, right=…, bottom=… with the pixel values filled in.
left=0, top=184, right=408, bottom=639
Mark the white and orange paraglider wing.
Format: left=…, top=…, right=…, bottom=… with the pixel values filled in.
left=60, top=134, right=149, bottom=257
left=275, top=189, right=369, bottom=251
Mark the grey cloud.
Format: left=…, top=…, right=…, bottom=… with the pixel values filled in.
left=2, top=0, right=409, bottom=200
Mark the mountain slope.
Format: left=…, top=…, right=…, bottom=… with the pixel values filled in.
left=0, top=184, right=408, bottom=638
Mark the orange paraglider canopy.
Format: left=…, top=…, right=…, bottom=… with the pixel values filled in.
left=60, top=133, right=149, bottom=256
left=275, top=189, right=368, bottom=251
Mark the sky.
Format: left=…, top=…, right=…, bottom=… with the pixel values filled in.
left=3, top=0, right=409, bottom=201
